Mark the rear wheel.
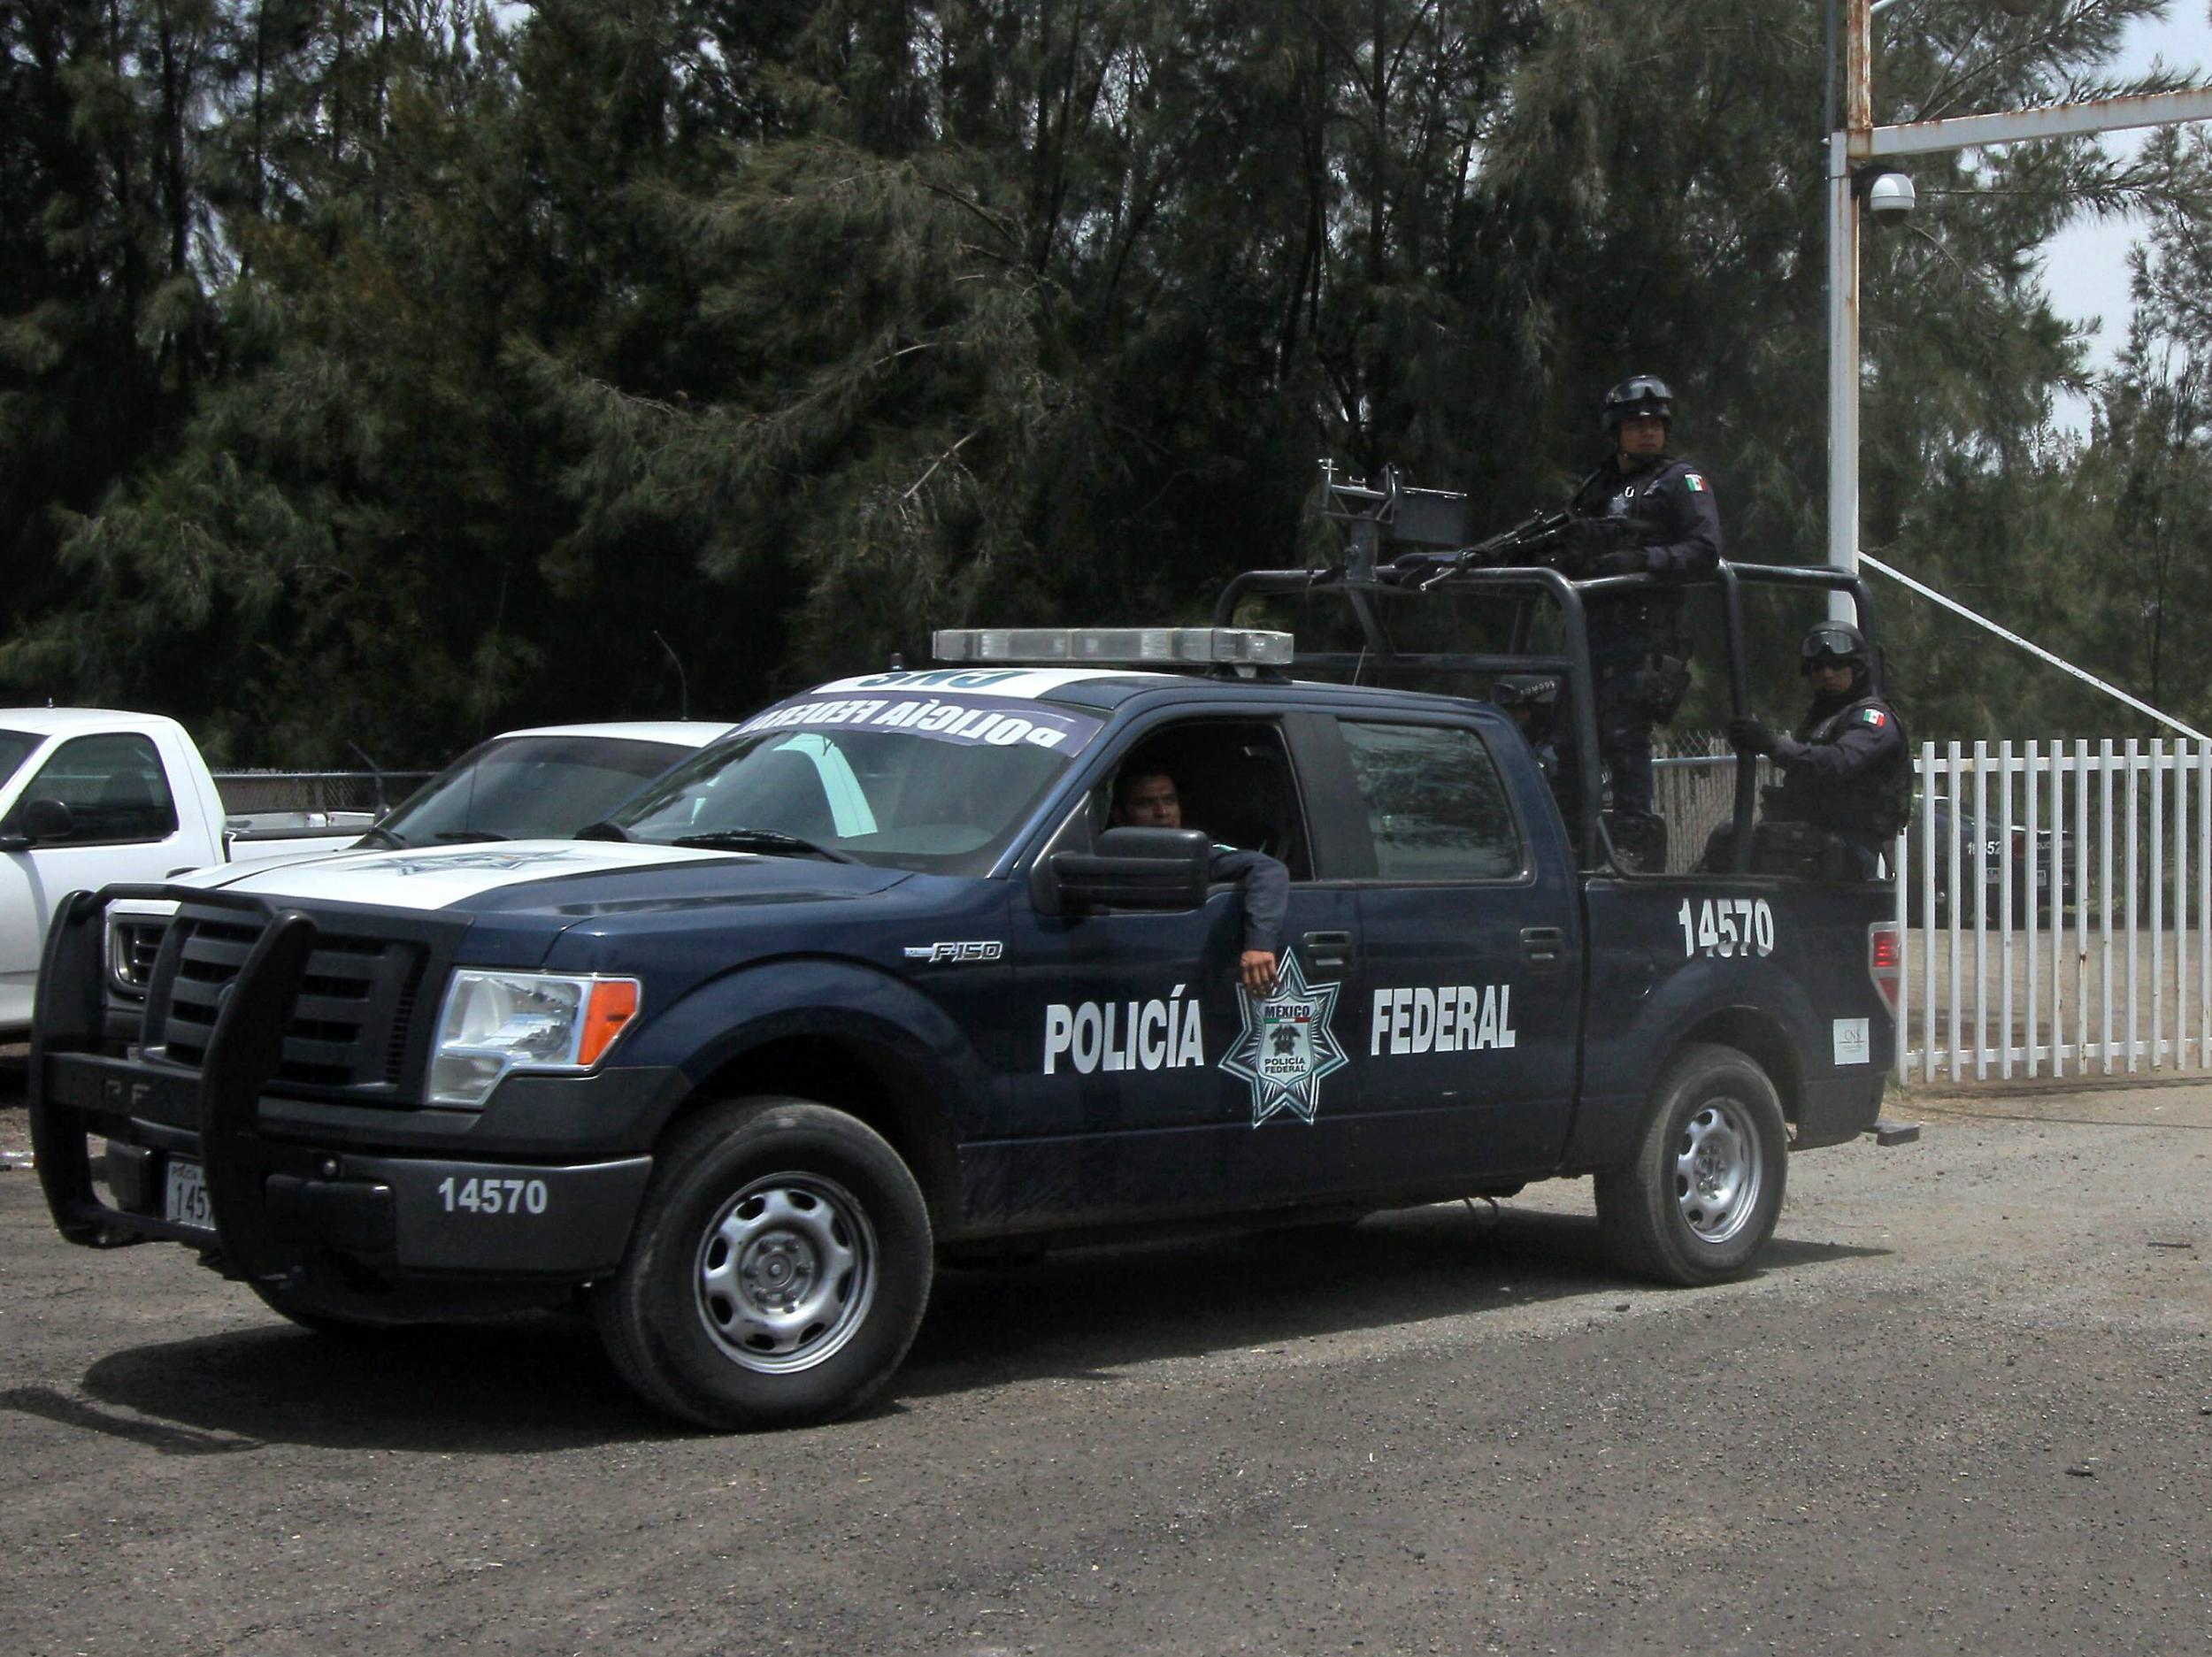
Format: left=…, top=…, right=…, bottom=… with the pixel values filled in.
left=594, top=1097, right=932, bottom=1431
left=1594, top=1044, right=1786, bottom=1285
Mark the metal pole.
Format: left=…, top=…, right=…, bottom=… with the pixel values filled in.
left=1827, top=2, right=1871, bottom=600
left=1827, top=134, right=1858, bottom=583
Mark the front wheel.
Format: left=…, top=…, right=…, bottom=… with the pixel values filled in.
left=1594, top=1044, right=1786, bottom=1285
left=594, top=1097, right=933, bottom=1431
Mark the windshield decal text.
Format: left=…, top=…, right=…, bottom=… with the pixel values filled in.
left=739, top=694, right=1102, bottom=756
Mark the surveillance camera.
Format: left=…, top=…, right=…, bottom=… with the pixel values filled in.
left=1863, top=171, right=1916, bottom=223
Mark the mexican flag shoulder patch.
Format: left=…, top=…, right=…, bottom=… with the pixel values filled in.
left=1857, top=707, right=1887, bottom=727
left=1684, top=473, right=1708, bottom=492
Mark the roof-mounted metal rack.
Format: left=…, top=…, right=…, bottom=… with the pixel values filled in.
left=1217, top=462, right=1885, bottom=872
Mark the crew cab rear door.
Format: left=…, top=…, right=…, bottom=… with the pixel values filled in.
left=1317, top=710, right=1584, bottom=1181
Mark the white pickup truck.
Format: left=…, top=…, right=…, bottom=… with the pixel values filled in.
left=0, top=709, right=373, bottom=1037
left=6, top=712, right=738, bottom=1039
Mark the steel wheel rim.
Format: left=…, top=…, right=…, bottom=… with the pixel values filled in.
left=695, top=1173, right=878, bottom=1374
left=1672, top=1097, right=1763, bottom=1245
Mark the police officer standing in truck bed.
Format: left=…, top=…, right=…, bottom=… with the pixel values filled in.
left=1554, top=374, right=1723, bottom=866
left=1729, top=621, right=1910, bottom=879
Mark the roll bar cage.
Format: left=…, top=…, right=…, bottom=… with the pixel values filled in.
left=1215, top=463, right=1883, bottom=872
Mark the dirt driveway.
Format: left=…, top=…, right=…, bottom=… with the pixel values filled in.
left=1, top=1066, right=2207, bottom=1656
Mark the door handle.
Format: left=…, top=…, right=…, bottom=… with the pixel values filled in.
left=1519, top=925, right=1567, bottom=970
left=1301, top=929, right=1356, bottom=971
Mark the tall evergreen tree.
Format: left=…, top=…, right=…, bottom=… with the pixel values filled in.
left=3, top=0, right=2202, bottom=759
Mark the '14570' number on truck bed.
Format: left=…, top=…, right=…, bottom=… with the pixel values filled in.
left=1678, top=898, right=1775, bottom=959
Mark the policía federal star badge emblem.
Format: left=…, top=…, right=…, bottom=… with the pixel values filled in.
left=1219, top=948, right=1349, bottom=1127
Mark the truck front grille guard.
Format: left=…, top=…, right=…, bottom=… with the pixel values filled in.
left=1214, top=556, right=1880, bottom=873
left=143, top=913, right=425, bottom=1088
left=33, top=888, right=418, bottom=1287
left=34, top=888, right=320, bottom=1282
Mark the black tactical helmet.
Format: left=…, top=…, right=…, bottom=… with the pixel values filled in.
left=1800, top=621, right=1871, bottom=674
left=1601, top=374, right=1674, bottom=433
left=1493, top=674, right=1560, bottom=741
left=1492, top=674, right=1560, bottom=710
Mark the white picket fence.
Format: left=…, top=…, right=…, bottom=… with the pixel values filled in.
left=1893, top=739, right=2212, bottom=1085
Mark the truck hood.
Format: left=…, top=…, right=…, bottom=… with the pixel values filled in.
left=172, top=843, right=370, bottom=889
left=194, top=840, right=910, bottom=914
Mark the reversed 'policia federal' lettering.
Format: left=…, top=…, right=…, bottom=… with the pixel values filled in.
left=739, top=695, right=1090, bottom=750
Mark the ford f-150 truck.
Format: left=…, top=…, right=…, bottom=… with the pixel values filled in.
left=31, top=556, right=1909, bottom=1432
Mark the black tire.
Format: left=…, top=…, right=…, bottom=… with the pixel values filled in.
left=593, top=1097, right=932, bottom=1431
left=1594, top=1044, right=1787, bottom=1285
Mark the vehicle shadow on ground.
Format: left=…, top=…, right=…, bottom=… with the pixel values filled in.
left=56, top=1206, right=1882, bottom=1451
left=65, top=1313, right=675, bottom=1455
left=893, top=1201, right=1887, bottom=1403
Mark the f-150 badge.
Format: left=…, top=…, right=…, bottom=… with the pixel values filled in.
left=902, top=940, right=1004, bottom=964
left=1220, top=949, right=1348, bottom=1127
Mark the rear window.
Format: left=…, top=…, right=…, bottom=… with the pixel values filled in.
left=1339, top=719, right=1523, bottom=881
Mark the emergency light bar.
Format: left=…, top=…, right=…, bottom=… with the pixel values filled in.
left=932, top=627, right=1294, bottom=668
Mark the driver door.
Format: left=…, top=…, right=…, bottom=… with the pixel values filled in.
left=976, top=715, right=1366, bottom=1231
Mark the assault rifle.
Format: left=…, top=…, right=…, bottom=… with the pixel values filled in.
left=1382, top=510, right=1580, bottom=589
left=1458, top=509, right=1575, bottom=570
left=1314, top=461, right=1586, bottom=587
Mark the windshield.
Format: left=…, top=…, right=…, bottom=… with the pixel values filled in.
left=612, top=690, right=1104, bottom=874
left=0, top=729, right=37, bottom=795
left=379, top=734, right=693, bottom=846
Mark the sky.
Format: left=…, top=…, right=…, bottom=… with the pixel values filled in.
left=2036, top=5, right=2212, bottom=422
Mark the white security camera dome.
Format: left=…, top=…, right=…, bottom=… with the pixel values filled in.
left=1865, top=171, right=1916, bottom=221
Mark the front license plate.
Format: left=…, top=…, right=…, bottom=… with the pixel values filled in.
left=165, top=1158, right=212, bottom=1229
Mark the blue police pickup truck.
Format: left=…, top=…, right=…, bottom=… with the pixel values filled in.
left=32, top=606, right=1906, bottom=1431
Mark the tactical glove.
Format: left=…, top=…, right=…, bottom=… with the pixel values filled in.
left=1591, top=546, right=1648, bottom=577
left=1563, top=516, right=1631, bottom=556
left=1729, top=717, right=1778, bottom=756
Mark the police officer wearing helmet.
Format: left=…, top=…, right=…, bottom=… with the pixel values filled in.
left=1555, top=374, right=1723, bottom=864
left=1729, top=622, right=1910, bottom=878
left=1492, top=674, right=1561, bottom=785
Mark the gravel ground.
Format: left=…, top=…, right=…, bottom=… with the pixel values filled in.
left=0, top=1069, right=2206, bottom=1656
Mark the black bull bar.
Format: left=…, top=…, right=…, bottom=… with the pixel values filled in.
left=32, top=886, right=344, bottom=1284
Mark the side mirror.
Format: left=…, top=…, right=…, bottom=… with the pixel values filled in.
left=1049, top=826, right=1210, bottom=912
left=14, top=798, right=75, bottom=847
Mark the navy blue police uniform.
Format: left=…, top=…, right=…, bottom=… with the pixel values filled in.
left=1554, top=446, right=1723, bottom=835
left=1729, top=623, right=1912, bottom=880
left=1758, top=695, right=1909, bottom=878
left=1208, top=844, right=1288, bottom=957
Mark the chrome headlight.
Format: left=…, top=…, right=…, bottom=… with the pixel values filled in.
left=427, top=970, right=641, bottom=1108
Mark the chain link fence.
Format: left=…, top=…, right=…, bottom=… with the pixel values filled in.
left=1651, top=732, right=1742, bottom=874
left=213, top=771, right=433, bottom=817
